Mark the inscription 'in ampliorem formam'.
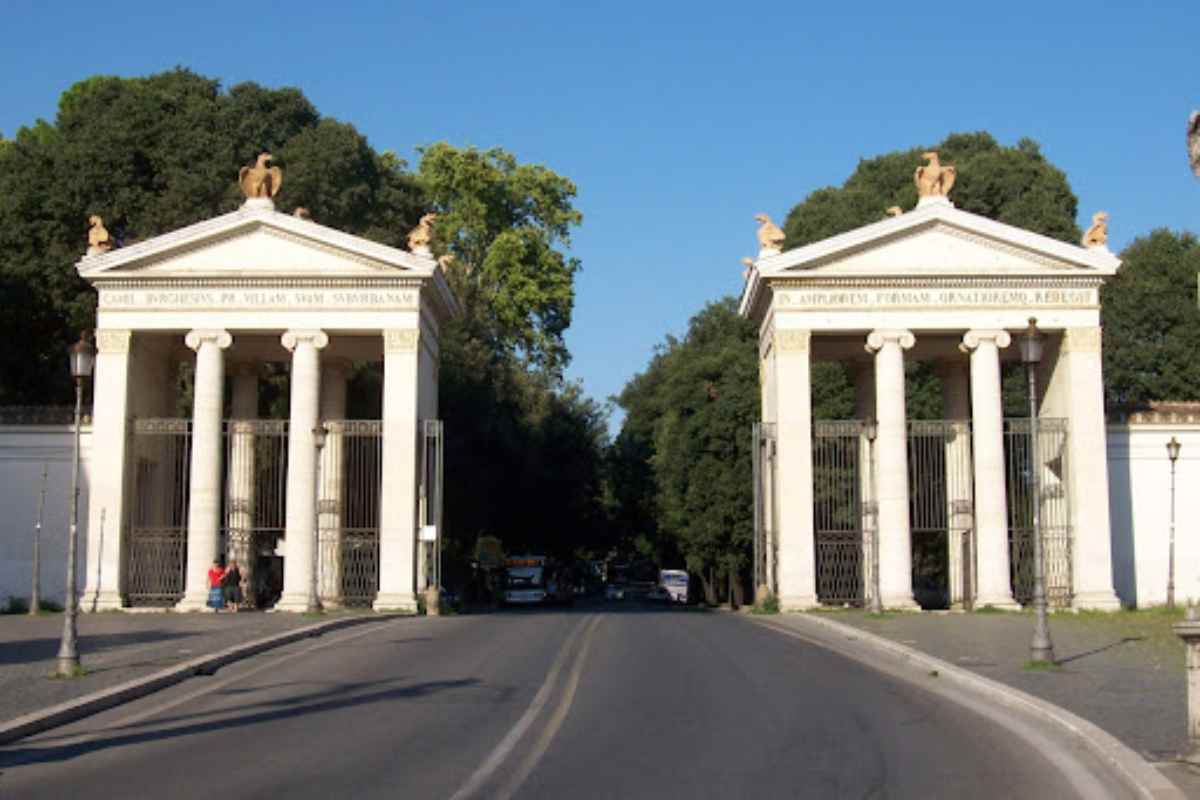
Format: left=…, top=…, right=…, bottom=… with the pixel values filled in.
left=777, top=287, right=1095, bottom=309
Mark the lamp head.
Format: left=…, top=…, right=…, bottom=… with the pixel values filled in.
left=1168, top=436, right=1182, bottom=463
left=1018, top=317, right=1044, bottom=365
left=863, top=418, right=878, bottom=442
left=69, top=333, right=96, bottom=381
left=312, top=423, right=328, bottom=450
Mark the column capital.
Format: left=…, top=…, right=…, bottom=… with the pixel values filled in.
left=383, top=328, right=419, bottom=353
left=185, top=329, right=232, bottom=351
left=96, top=329, right=132, bottom=355
left=281, top=329, right=329, bottom=352
left=865, top=329, right=914, bottom=353
left=960, top=329, right=1011, bottom=353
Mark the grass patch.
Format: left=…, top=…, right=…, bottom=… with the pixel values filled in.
left=48, top=665, right=89, bottom=679
left=1023, top=659, right=1062, bottom=672
left=974, top=605, right=1009, bottom=615
left=751, top=594, right=780, bottom=615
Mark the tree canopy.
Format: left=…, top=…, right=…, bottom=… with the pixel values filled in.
left=1101, top=229, right=1200, bottom=408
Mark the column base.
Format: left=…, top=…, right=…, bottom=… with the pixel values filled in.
left=1072, top=589, right=1123, bottom=611
left=274, top=593, right=322, bottom=613
left=779, top=594, right=820, bottom=612
left=373, top=592, right=419, bottom=613
left=974, top=594, right=1021, bottom=611
left=81, top=588, right=125, bottom=612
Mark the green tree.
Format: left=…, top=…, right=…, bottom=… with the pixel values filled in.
left=0, top=68, right=423, bottom=404
left=417, top=143, right=581, bottom=375
left=617, top=298, right=758, bottom=602
left=1101, top=230, right=1200, bottom=408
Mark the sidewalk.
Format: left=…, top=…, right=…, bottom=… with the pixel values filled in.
left=805, top=608, right=1200, bottom=793
left=0, top=611, right=356, bottom=724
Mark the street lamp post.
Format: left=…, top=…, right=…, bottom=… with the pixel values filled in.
left=1019, top=318, right=1054, bottom=664
left=57, top=333, right=95, bottom=677
left=864, top=418, right=882, bottom=614
left=1168, top=436, right=1182, bottom=610
left=309, top=424, right=327, bottom=615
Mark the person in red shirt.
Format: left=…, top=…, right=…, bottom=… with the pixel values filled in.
left=207, top=560, right=226, bottom=611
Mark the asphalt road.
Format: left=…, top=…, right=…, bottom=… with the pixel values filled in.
left=0, top=604, right=1132, bottom=799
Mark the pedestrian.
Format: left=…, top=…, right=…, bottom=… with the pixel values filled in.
left=207, top=560, right=225, bottom=612
left=222, top=559, right=243, bottom=613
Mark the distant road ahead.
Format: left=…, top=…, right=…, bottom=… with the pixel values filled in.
left=1, top=605, right=1125, bottom=799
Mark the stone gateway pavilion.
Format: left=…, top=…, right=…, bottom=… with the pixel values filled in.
left=741, top=175, right=1123, bottom=612
left=74, top=192, right=457, bottom=613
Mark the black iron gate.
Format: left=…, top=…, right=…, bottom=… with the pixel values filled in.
left=752, top=422, right=778, bottom=598
left=907, top=420, right=975, bottom=610
left=813, top=420, right=865, bottom=605
left=1005, top=418, right=1072, bottom=607
left=317, top=420, right=382, bottom=607
left=125, top=418, right=190, bottom=606
left=419, top=419, right=444, bottom=593
left=222, top=419, right=288, bottom=608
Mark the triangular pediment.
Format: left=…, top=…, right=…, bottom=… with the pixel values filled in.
left=77, top=200, right=435, bottom=280
left=755, top=200, right=1119, bottom=279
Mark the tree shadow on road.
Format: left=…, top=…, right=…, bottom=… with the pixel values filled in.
left=0, top=676, right=480, bottom=770
left=0, top=631, right=203, bottom=666
left=1054, top=636, right=1145, bottom=666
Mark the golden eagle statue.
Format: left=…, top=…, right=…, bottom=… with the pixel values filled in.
left=914, top=152, right=956, bottom=199
left=239, top=153, right=283, bottom=199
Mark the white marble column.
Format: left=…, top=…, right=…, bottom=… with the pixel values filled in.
left=81, top=329, right=134, bottom=611
left=227, top=365, right=258, bottom=603
left=940, top=361, right=974, bottom=608
left=1055, top=328, right=1121, bottom=609
left=961, top=330, right=1020, bottom=609
left=176, top=329, right=232, bottom=611
left=865, top=330, right=918, bottom=610
left=773, top=329, right=818, bottom=610
left=276, top=330, right=328, bottom=612
left=853, top=363, right=877, bottom=607
left=318, top=360, right=349, bottom=607
left=375, top=329, right=421, bottom=611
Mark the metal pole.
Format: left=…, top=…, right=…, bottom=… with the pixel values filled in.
left=56, top=379, right=83, bottom=676
left=31, top=463, right=48, bottom=615
left=1169, top=455, right=1178, bottom=610
left=1028, top=364, right=1054, bottom=662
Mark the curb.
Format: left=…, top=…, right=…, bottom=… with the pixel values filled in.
left=0, top=613, right=405, bottom=747
left=747, top=613, right=1184, bottom=800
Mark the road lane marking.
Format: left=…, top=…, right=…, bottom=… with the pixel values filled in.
left=494, top=614, right=603, bottom=800
left=448, top=614, right=597, bottom=800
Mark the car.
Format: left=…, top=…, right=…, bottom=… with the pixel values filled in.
left=605, top=583, right=625, bottom=600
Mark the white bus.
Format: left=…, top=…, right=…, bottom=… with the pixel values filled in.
left=659, top=570, right=689, bottom=604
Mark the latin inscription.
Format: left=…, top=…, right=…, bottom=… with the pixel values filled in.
left=99, top=289, right=418, bottom=310
left=776, top=287, right=1095, bottom=310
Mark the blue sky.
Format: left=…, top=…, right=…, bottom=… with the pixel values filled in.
left=3, top=1, right=1197, bottom=432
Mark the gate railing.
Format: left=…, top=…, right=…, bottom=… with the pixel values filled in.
left=752, top=422, right=778, bottom=597
left=1004, top=417, right=1072, bottom=608
left=126, top=418, right=191, bottom=607
left=907, top=420, right=974, bottom=610
left=319, top=420, right=382, bottom=608
left=813, top=420, right=865, bottom=605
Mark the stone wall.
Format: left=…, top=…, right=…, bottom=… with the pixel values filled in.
left=0, top=425, right=92, bottom=608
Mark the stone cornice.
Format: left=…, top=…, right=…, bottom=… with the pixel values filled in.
left=94, top=276, right=428, bottom=289
left=767, top=275, right=1106, bottom=289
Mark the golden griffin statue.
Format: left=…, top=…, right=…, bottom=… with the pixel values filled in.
left=1189, top=111, right=1200, bottom=178
left=408, top=213, right=437, bottom=254
left=87, top=215, right=112, bottom=254
left=914, top=152, right=956, bottom=199
left=754, top=213, right=785, bottom=254
left=239, top=153, right=283, bottom=199
left=1082, top=211, right=1109, bottom=249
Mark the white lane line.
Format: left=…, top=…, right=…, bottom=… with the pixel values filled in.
left=494, top=614, right=603, bottom=800
left=447, top=614, right=595, bottom=800
left=36, top=618, right=408, bottom=747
